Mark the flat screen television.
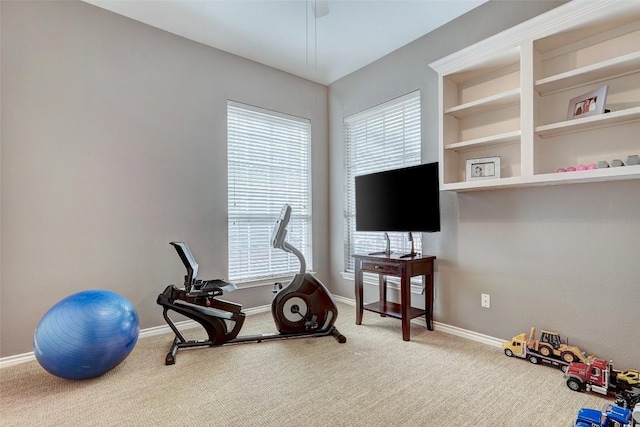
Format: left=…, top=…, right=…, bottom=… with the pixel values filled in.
left=355, top=162, right=441, bottom=234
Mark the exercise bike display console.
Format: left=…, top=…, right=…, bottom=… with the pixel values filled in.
left=157, top=204, right=346, bottom=365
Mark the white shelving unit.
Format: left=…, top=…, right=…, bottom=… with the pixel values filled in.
left=444, top=88, right=521, bottom=118
left=430, top=0, right=640, bottom=192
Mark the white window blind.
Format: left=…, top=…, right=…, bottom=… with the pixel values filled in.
left=227, top=101, right=312, bottom=282
left=344, top=91, right=422, bottom=272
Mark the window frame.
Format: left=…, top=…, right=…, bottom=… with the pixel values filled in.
left=342, top=91, right=422, bottom=275
left=227, top=101, right=313, bottom=286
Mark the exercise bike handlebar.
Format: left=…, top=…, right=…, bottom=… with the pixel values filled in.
left=271, top=204, right=306, bottom=274
left=283, top=241, right=305, bottom=274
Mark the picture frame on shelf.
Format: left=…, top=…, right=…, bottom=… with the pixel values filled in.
left=466, top=156, right=501, bottom=181
left=566, top=85, right=608, bottom=120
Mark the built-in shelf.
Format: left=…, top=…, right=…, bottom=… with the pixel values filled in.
left=535, top=106, right=640, bottom=137
left=535, top=51, right=640, bottom=95
left=445, top=88, right=520, bottom=118
left=441, top=176, right=524, bottom=192
left=442, top=165, right=640, bottom=192
left=444, top=130, right=521, bottom=152
left=430, top=0, right=640, bottom=192
left=530, top=164, right=640, bottom=185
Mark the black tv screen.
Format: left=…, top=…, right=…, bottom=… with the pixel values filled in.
left=355, top=162, right=441, bottom=232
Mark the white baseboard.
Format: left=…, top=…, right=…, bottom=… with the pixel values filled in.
left=332, top=295, right=356, bottom=306
left=333, top=295, right=503, bottom=348
left=0, top=298, right=502, bottom=369
left=0, top=352, right=36, bottom=369
left=431, top=321, right=503, bottom=348
left=0, top=305, right=273, bottom=370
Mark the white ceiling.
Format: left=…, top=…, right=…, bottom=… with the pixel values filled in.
left=84, top=0, right=488, bottom=85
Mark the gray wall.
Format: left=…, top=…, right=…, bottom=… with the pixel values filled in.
left=0, top=0, right=329, bottom=357
left=2, top=0, right=638, bottom=369
left=328, top=0, right=639, bottom=369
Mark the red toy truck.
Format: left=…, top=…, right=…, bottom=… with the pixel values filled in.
left=565, top=358, right=640, bottom=396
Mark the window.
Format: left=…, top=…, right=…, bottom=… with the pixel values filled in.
left=343, top=91, right=421, bottom=272
left=227, top=101, right=312, bottom=283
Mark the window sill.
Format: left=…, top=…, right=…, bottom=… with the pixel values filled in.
left=233, top=274, right=296, bottom=290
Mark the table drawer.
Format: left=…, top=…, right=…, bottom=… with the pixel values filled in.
left=360, top=262, right=400, bottom=275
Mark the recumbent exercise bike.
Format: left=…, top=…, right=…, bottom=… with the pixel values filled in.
left=157, top=204, right=346, bottom=365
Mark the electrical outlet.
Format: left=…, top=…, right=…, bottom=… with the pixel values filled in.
left=481, top=293, right=491, bottom=308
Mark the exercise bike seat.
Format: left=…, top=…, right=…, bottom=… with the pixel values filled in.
left=198, top=279, right=237, bottom=293
left=186, top=279, right=237, bottom=298
left=187, top=279, right=238, bottom=298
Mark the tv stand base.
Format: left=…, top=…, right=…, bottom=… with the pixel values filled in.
left=368, top=250, right=391, bottom=256
left=353, top=253, right=436, bottom=341
left=398, top=252, right=419, bottom=258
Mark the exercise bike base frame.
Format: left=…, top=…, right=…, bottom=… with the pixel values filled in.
left=163, top=319, right=346, bottom=365
left=158, top=283, right=346, bottom=365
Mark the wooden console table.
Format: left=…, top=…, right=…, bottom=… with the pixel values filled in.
left=354, top=253, right=436, bottom=341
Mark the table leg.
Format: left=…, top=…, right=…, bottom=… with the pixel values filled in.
left=401, top=268, right=411, bottom=341
left=424, top=272, right=434, bottom=331
left=355, top=260, right=363, bottom=325
left=379, top=274, right=387, bottom=316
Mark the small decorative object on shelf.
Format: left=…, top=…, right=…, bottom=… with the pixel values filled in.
left=624, top=155, right=640, bottom=166
left=465, top=156, right=501, bottom=181
left=567, top=85, right=609, bottom=121
left=558, top=160, right=632, bottom=173
left=557, top=164, right=597, bottom=173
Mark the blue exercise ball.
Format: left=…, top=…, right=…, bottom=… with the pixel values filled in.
left=33, top=290, right=140, bottom=380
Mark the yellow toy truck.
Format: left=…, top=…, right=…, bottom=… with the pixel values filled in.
left=503, top=327, right=593, bottom=371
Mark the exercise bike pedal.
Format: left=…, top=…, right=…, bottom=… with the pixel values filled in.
left=304, top=315, right=318, bottom=330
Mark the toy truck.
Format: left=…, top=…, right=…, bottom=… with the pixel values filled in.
left=574, top=404, right=631, bottom=427
left=565, top=358, right=640, bottom=397
left=503, top=326, right=592, bottom=370
left=615, top=394, right=640, bottom=427
left=616, top=388, right=640, bottom=411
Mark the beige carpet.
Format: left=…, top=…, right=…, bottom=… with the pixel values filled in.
left=1, top=302, right=609, bottom=426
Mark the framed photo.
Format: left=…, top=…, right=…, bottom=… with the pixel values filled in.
left=466, top=156, right=501, bottom=181
left=567, top=85, right=608, bottom=120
